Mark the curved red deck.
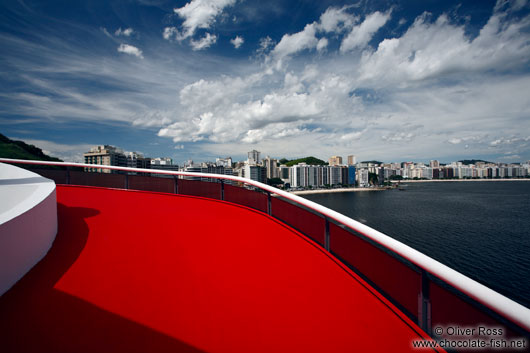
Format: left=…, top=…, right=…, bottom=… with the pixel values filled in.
left=0, top=185, right=440, bottom=352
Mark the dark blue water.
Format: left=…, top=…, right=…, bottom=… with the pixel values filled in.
left=302, top=181, right=530, bottom=308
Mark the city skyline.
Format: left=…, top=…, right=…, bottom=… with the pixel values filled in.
left=1, top=0, right=529, bottom=163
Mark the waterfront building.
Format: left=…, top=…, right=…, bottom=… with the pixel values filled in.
left=149, top=158, right=179, bottom=177
left=244, top=164, right=266, bottom=183
left=151, top=157, right=173, bottom=166
left=378, top=167, right=385, bottom=185
left=357, top=169, right=369, bottom=187
left=421, top=168, right=433, bottom=180
left=329, top=156, right=342, bottom=166
left=348, top=166, right=356, bottom=185
left=383, top=168, right=395, bottom=180
left=125, top=151, right=150, bottom=169
left=263, top=156, right=279, bottom=179
left=247, top=150, right=261, bottom=166
left=321, top=166, right=330, bottom=186
left=84, top=145, right=127, bottom=173
left=124, top=152, right=151, bottom=176
left=215, top=157, right=232, bottom=168
left=329, top=166, right=342, bottom=185
left=279, top=165, right=291, bottom=186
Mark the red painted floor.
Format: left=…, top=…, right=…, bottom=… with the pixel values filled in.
left=0, top=185, right=441, bottom=352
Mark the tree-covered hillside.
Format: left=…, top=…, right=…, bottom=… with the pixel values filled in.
left=279, top=156, right=328, bottom=166
left=0, top=133, right=62, bottom=161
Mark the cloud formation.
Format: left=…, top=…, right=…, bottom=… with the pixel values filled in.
left=230, top=35, right=244, bottom=48
left=152, top=1, right=530, bottom=161
left=173, top=0, right=236, bottom=40
left=340, top=10, right=391, bottom=52
left=3, top=0, right=530, bottom=163
left=117, top=43, right=143, bottom=58
left=190, top=32, right=218, bottom=50
left=115, top=27, right=134, bottom=36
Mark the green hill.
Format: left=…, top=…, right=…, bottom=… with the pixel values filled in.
left=0, top=133, right=62, bottom=162
left=280, top=156, right=328, bottom=166
left=458, top=159, right=492, bottom=165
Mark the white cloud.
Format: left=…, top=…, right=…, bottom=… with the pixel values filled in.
left=173, top=0, right=236, bottom=40
left=163, top=27, right=178, bottom=40
left=117, top=44, right=143, bottom=58
left=448, top=136, right=483, bottom=145
left=190, top=32, right=218, bottom=50
left=318, top=5, right=358, bottom=33
left=340, top=131, right=364, bottom=141
left=115, top=27, right=134, bottom=37
left=272, top=23, right=319, bottom=61
left=160, top=73, right=323, bottom=144
left=358, top=10, right=530, bottom=84
left=230, top=35, right=244, bottom=48
left=316, top=38, right=328, bottom=52
left=340, top=11, right=391, bottom=52
left=381, top=132, right=415, bottom=142
left=256, top=36, right=275, bottom=57
left=489, top=136, right=530, bottom=146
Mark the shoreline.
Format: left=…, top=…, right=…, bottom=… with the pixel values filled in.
left=290, top=187, right=386, bottom=195
left=397, top=178, right=530, bottom=183
left=290, top=178, right=530, bottom=195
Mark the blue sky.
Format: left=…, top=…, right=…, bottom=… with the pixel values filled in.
left=1, top=0, right=529, bottom=164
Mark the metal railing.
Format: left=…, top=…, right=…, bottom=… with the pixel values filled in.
left=1, top=157, right=529, bottom=340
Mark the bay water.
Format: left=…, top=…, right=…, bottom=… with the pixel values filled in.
left=302, top=181, right=530, bottom=308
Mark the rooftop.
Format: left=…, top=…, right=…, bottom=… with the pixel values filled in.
left=0, top=185, right=435, bottom=352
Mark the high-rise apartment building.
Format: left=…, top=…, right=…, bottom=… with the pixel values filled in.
left=247, top=150, right=261, bottom=166
left=150, top=157, right=179, bottom=177
left=329, top=156, right=342, bottom=166
left=151, top=157, right=173, bottom=166
left=347, top=155, right=356, bottom=166
left=84, top=145, right=127, bottom=173
left=215, top=157, right=232, bottom=168
left=429, top=160, right=440, bottom=168
left=357, top=169, right=369, bottom=187
left=244, top=164, right=266, bottom=183
left=263, top=156, right=279, bottom=179
left=125, top=151, right=151, bottom=171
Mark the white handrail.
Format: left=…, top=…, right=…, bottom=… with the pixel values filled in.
left=1, top=157, right=529, bottom=332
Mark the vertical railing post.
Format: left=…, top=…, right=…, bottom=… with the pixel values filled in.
left=220, top=180, right=225, bottom=201
left=418, top=270, right=432, bottom=335
left=267, top=192, right=272, bottom=216
left=174, top=175, right=179, bottom=194
left=324, top=216, right=330, bottom=252
left=66, top=166, right=71, bottom=185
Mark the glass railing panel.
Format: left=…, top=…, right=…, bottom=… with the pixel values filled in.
left=69, top=170, right=126, bottom=188
left=429, top=281, right=524, bottom=341
left=223, top=184, right=268, bottom=213
left=329, top=222, right=421, bottom=318
left=270, top=197, right=325, bottom=246
left=128, top=175, right=175, bottom=193
left=178, top=178, right=221, bottom=200
left=28, top=168, right=68, bottom=184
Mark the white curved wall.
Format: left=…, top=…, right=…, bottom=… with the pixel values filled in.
left=0, top=163, right=57, bottom=296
